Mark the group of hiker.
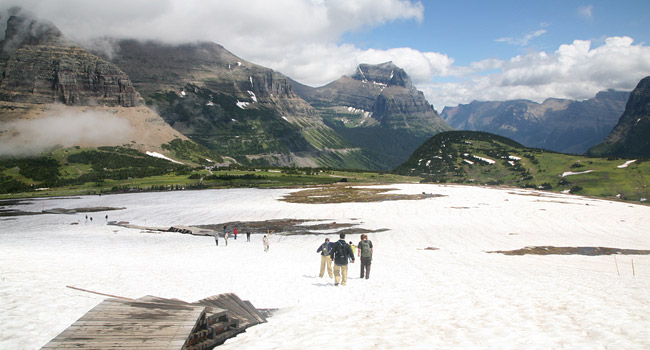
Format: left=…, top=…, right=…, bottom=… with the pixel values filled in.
left=317, top=233, right=373, bottom=286
left=210, top=227, right=373, bottom=276
left=212, top=226, right=270, bottom=252
left=212, top=226, right=252, bottom=245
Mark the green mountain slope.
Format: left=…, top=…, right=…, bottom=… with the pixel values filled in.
left=100, top=40, right=381, bottom=169
left=395, top=131, right=650, bottom=202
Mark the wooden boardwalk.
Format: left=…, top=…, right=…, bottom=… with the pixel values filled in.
left=42, top=293, right=267, bottom=350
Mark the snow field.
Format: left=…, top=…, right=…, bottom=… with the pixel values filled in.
left=1, top=184, right=649, bottom=349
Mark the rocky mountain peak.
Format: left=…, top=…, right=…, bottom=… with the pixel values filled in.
left=1, top=7, right=67, bottom=55
left=0, top=9, right=142, bottom=107
left=350, top=61, right=412, bottom=88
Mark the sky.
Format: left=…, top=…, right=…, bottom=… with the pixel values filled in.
left=2, top=0, right=650, bottom=110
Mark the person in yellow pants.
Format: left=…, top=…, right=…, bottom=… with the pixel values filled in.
left=330, top=233, right=355, bottom=286
left=316, top=238, right=333, bottom=278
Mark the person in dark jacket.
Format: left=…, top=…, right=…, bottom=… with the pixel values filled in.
left=316, top=238, right=333, bottom=278
left=330, top=233, right=355, bottom=286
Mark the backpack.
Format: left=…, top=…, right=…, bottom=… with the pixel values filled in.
left=333, top=240, right=348, bottom=260
left=320, top=242, right=330, bottom=256
left=359, top=240, right=372, bottom=258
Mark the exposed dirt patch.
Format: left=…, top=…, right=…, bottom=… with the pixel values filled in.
left=197, top=219, right=387, bottom=237
left=281, top=184, right=445, bottom=204
left=488, top=246, right=650, bottom=256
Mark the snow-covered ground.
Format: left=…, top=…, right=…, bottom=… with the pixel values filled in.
left=1, top=184, right=649, bottom=349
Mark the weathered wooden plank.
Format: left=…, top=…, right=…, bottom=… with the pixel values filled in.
left=42, top=298, right=204, bottom=350
left=42, top=346, right=185, bottom=349
left=57, top=329, right=193, bottom=337
left=42, top=293, right=266, bottom=349
left=43, top=339, right=187, bottom=347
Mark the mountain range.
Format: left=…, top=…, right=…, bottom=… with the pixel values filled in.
left=97, top=41, right=451, bottom=169
left=441, top=90, right=630, bottom=155
left=1, top=8, right=649, bottom=176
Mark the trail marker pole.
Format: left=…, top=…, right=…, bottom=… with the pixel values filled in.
left=614, top=255, right=620, bottom=276
left=632, top=258, right=635, bottom=277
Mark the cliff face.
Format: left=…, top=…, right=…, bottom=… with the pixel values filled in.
left=351, top=62, right=412, bottom=88
left=588, top=76, right=650, bottom=158
left=0, top=45, right=142, bottom=106
left=0, top=11, right=142, bottom=107
left=441, top=90, right=630, bottom=154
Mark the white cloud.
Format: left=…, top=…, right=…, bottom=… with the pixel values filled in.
left=422, top=36, right=650, bottom=110
left=4, top=0, right=425, bottom=85
left=496, top=29, right=547, bottom=46
left=578, top=5, right=594, bottom=20
left=0, top=110, right=134, bottom=156
left=7, top=0, right=423, bottom=49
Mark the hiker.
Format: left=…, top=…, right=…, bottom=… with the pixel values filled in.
left=330, top=233, right=355, bottom=286
left=224, top=231, right=229, bottom=246
left=349, top=241, right=356, bottom=256
left=246, top=231, right=251, bottom=242
left=316, top=238, right=333, bottom=278
left=263, top=235, right=269, bottom=252
left=213, top=230, right=219, bottom=246
left=358, top=234, right=373, bottom=279
left=234, top=226, right=238, bottom=240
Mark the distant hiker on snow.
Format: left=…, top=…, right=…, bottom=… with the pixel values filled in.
left=316, top=238, right=333, bottom=278
left=246, top=231, right=251, bottom=242
left=234, top=226, right=238, bottom=240
left=263, top=235, right=270, bottom=252
left=213, top=230, right=219, bottom=246
left=224, top=231, right=229, bottom=246
left=330, top=233, right=355, bottom=286
left=349, top=241, right=356, bottom=257
left=358, top=234, right=373, bottom=279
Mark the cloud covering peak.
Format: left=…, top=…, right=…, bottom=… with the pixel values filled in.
left=0, top=110, right=134, bottom=157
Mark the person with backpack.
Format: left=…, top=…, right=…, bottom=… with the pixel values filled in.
left=330, top=233, right=355, bottom=286
left=358, top=234, right=373, bottom=279
left=316, top=238, right=333, bottom=278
